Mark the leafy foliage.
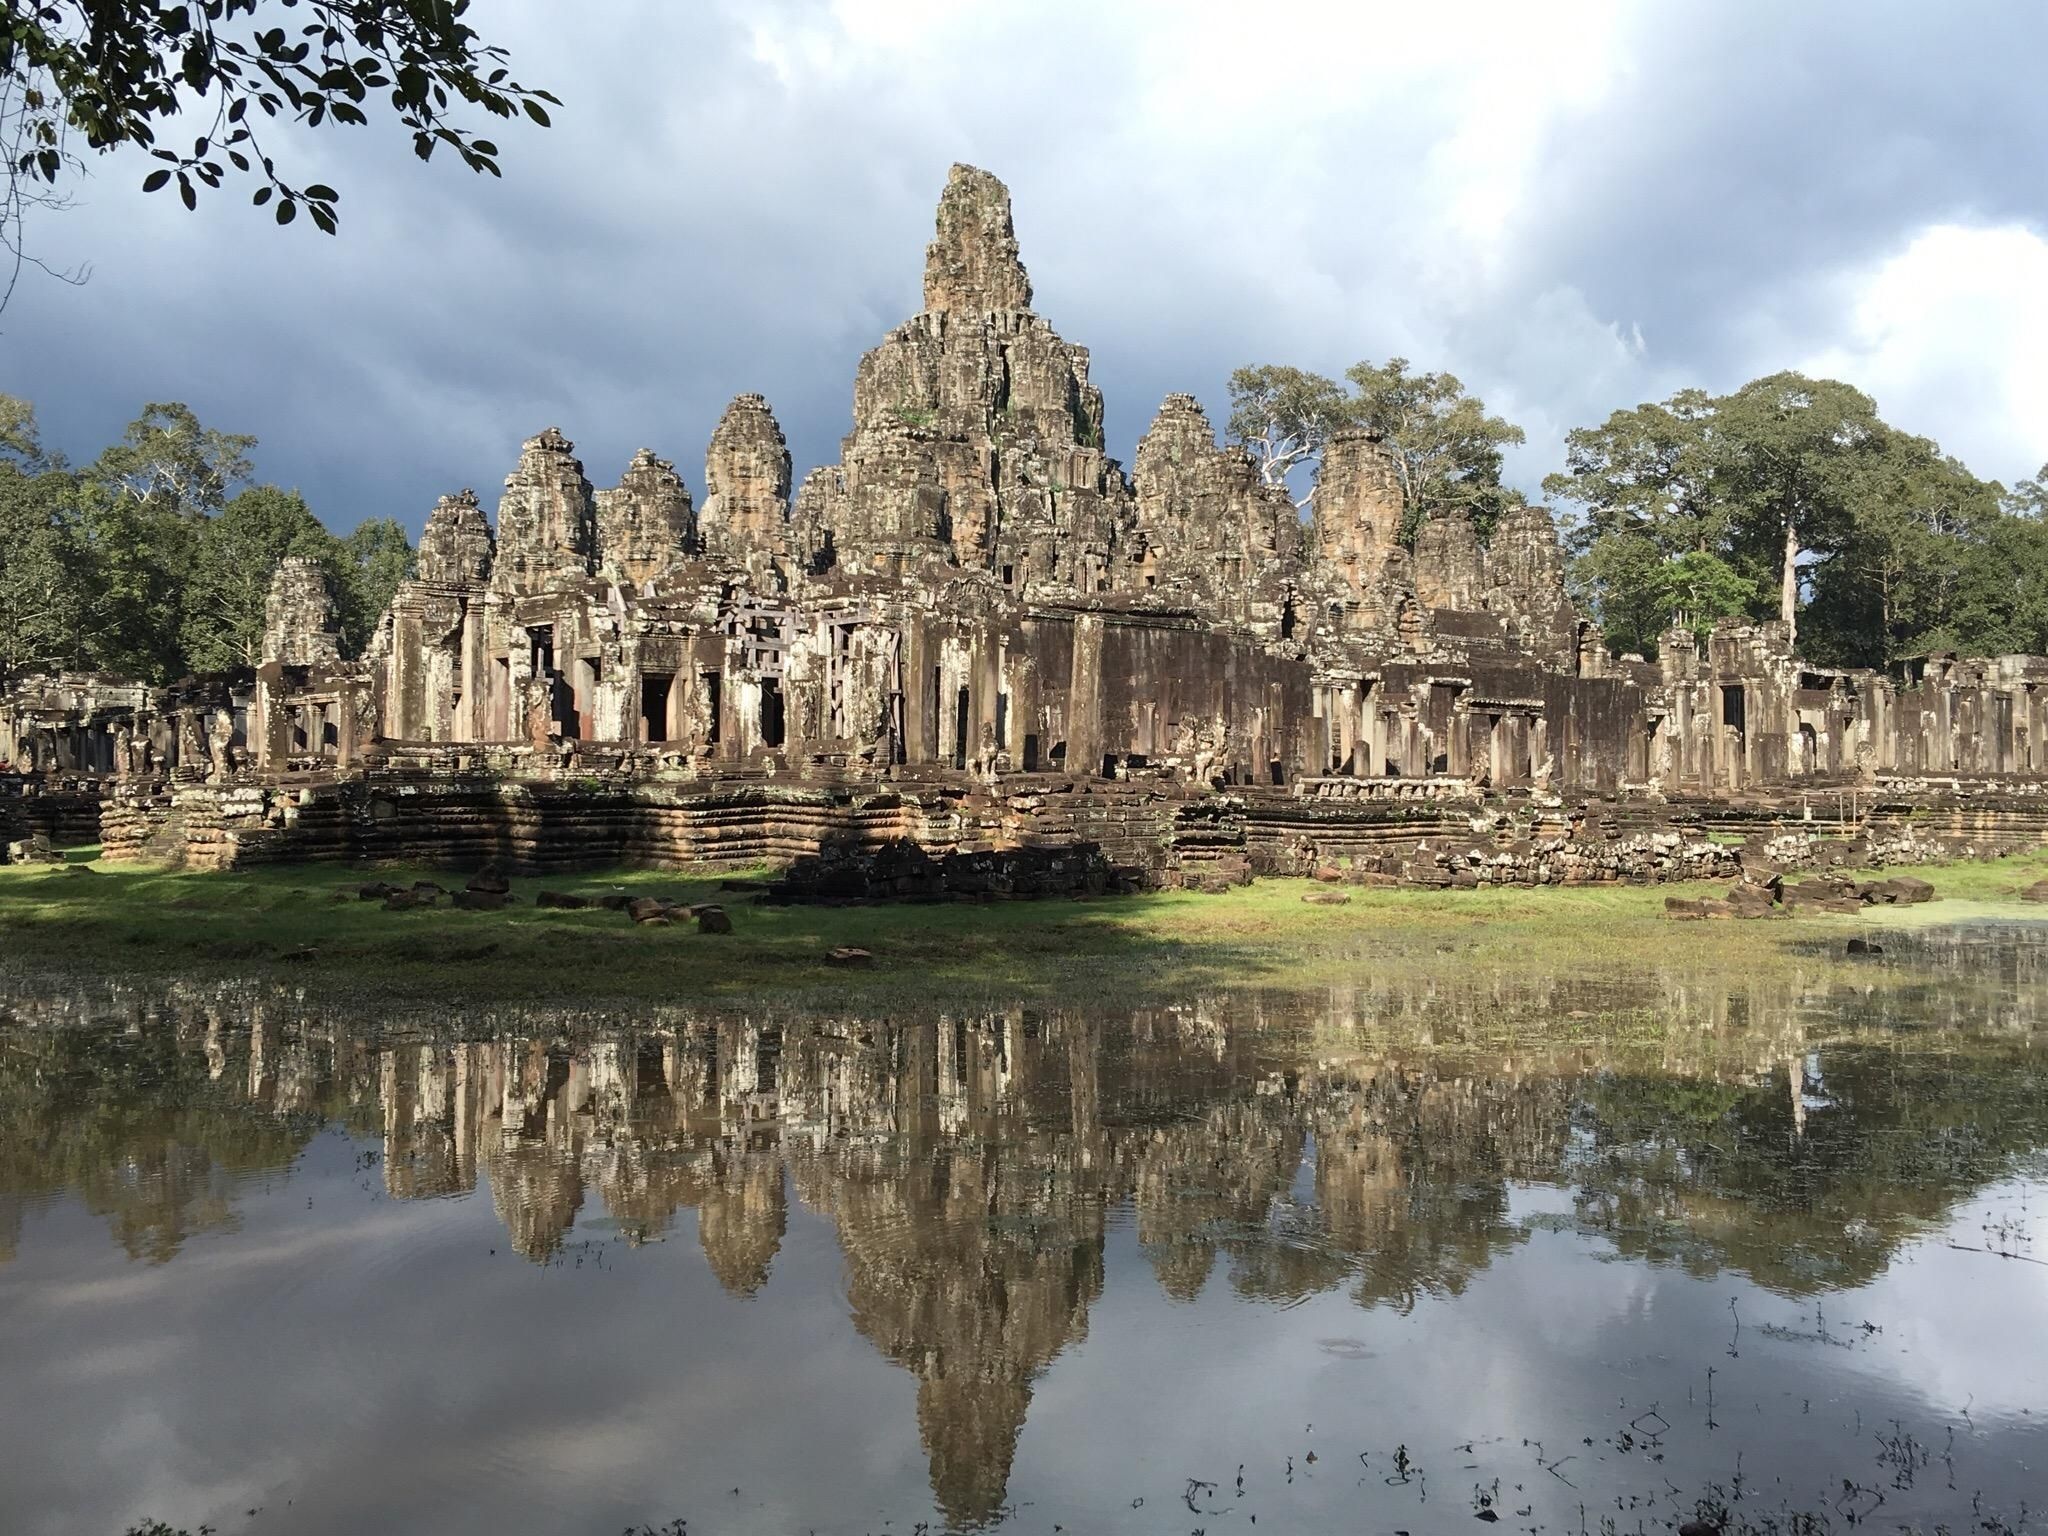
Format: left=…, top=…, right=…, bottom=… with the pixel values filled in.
left=1341, top=357, right=1526, bottom=540
left=1, top=0, right=556, bottom=308
left=1548, top=373, right=2039, bottom=665
left=1224, top=364, right=1352, bottom=502
left=1225, top=357, right=1524, bottom=534
left=181, top=484, right=332, bottom=670
left=0, top=394, right=411, bottom=684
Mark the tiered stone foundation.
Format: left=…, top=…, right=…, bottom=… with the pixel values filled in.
left=83, top=758, right=2048, bottom=897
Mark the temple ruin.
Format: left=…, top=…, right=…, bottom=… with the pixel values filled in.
left=7, top=164, right=2048, bottom=884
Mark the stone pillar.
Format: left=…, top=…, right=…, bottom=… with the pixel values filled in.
left=1067, top=612, right=1104, bottom=778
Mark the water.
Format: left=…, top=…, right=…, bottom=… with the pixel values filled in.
left=2, top=926, right=2045, bottom=1535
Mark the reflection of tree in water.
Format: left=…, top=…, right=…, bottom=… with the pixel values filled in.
left=4, top=956, right=2048, bottom=1523
left=1573, top=1039, right=2048, bottom=1293
left=0, top=991, right=320, bottom=1263
left=1314, top=1068, right=1577, bottom=1312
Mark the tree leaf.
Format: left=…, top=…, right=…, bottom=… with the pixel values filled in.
left=143, top=169, right=172, bottom=193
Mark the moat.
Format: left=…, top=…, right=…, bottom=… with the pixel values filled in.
left=3, top=920, right=2045, bottom=1535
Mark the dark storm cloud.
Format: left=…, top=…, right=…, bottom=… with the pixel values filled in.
left=3, top=0, right=2043, bottom=538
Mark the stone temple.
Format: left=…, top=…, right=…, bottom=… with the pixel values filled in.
left=6, top=165, right=2048, bottom=886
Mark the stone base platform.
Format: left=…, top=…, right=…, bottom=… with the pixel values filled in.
left=70, top=763, right=2048, bottom=898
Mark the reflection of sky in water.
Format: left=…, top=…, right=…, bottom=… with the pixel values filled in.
left=2, top=936, right=2046, bottom=1535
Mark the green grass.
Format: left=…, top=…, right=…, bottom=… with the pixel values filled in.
left=5, top=846, right=2047, bottom=1013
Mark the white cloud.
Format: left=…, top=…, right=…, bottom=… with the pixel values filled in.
left=1802, top=223, right=2048, bottom=486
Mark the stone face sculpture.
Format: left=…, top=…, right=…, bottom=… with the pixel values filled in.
left=922, top=162, right=1033, bottom=314
left=262, top=556, right=342, bottom=668
left=698, top=395, right=792, bottom=568
left=416, top=490, right=495, bottom=588
left=493, top=427, right=596, bottom=594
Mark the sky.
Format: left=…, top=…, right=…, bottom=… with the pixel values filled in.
left=5, top=0, right=2047, bottom=536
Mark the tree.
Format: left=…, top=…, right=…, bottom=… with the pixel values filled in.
left=65, top=476, right=194, bottom=679
left=90, top=401, right=255, bottom=514
left=1224, top=365, right=1350, bottom=505
left=1800, top=431, right=2003, bottom=668
left=1565, top=535, right=1756, bottom=659
left=1543, top=389, right=1723, bottom=561
left=1563, top=532, right=1668, bottom=658
left=54, top=401, right=258, bottom=678
left=0, top=396, right=418, bottom=679
left=1544, top=374, right=2009, bottom=664
left=1965, top=493, right=2048, bottom=658
left=1342, top=357, right=1526, bottom=541
left=334, top=515, right=412, bottom=655
left=1225, top=356, right=1526, bottom=533
left=0, top=397, right=84, bottom=682
left=1709, top=372, right=1883, bottom=648
left=0, top=391, right=59, bottom=470
left=1658, top=550, right=1760, bottom=643
left=181, top=484, right=335, bottom=671
left=2, top=1, right=557, bottom=310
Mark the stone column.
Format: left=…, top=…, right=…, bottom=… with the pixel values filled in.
left=1066, top=612, right=1104, bottom=778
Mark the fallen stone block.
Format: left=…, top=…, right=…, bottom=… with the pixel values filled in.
left=1302, top=890, right=1352, bottom=905
left=452, top=889, right=513, bottom=912
left=1342, top=868, right=1399, bottom=887
left=1887, top=876, right=1935, bottom=904
left=1312, top=865, right=1343, bottom=883
left=696, top=906, right=733, bottom=934
left=626, top=896, right=671, bottom=924
left=535, top=890, right=590, bottom=910
left=358, top=882, right=400, bottom=901
left=466, top=863, right=511, bottom=895
left=825, top=946, right=873, bottom=967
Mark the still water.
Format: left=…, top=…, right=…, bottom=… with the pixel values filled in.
left=2, top=926, right=2045, bottom=1535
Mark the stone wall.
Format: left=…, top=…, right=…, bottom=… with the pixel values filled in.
left=101, top=754, right=2048, bottom=898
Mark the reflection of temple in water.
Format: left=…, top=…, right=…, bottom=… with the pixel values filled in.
left=4, top=951, right=2047, bottom=1525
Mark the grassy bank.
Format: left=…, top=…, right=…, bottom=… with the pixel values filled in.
left=3, top=848, right=2047, bottom=1011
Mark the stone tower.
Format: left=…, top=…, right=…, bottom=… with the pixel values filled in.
left=492, top=427, right=596, bottom=594
left=1128, top=393, right=1298, bottom=624
left=596, top=449, right=695, bottom=586
left=261, top=555, right=341, bottom=666
left=697, top=394, right=793, bottom=567
left=922, top=162, right=1034, bottom=313
left=414, top=489, right=495, bottom=588
left=1412, top=509, right=1485, bottom=611
left=1311, top=429, right=1407, bottom=595
left=1483, top=503, right=1579, bottom=662
left=803, top=162, right=1133, bottom=585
